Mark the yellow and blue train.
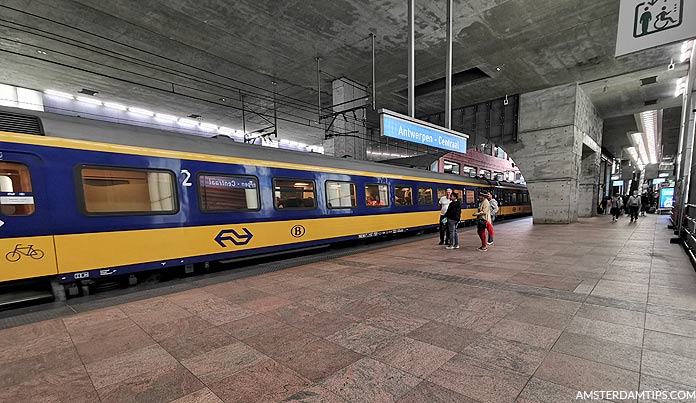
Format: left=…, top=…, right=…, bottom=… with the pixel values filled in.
left=0, top=108, right=530, bottom=294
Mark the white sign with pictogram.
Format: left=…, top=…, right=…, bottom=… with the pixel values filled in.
left=615, top=0, right=696, bottom=57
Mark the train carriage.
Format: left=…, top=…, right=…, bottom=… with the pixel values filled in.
left=0, top=108, right=530, bottom=295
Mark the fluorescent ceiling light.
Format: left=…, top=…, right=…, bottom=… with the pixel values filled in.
left=639, top=110, right=658, bottom=164
left=76, top=96, right=103, bottom=106
left=128, top=107, right=154, bottom=116
left=200, top=123, right=218, bottom=131
left=104, top=102, right=127, bottom=110
left=217, top=126, right=234, bottom=135
left=154, top=113, right=178, bottom=122
left=178, top=118, right=199, bottom=126
left=659, top=172, right=669, bottom=177
left=44, top=89, right=74, bottom=99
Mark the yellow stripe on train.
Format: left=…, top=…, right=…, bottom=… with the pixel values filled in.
left=1, top=206, right=528, bottom=281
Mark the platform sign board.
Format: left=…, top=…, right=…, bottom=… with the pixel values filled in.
left=615, top=0, right=696, bottom=57
left=380, top=109, right=467, bottom=154
left=659, top=187, right=674, bottom=208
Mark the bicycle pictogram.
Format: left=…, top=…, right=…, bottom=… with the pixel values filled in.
left=6, top=244, right=44, bottom=262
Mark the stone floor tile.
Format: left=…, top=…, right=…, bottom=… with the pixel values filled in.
left=179, top=342, right=269, bottom=384
left=434, top=308, right=504, bottom=332
left=85, top=344, right=179, bottom=390
left=518, top=296, right=582, bottom=315
left=363, top=310, right=429, bottom=335
left=641, top=350, right=696, bottom=388
left=535, top=351, right=640, bottom=393
left=568, top=315, right=645, bottom=346
left=326, top=323, right=397, bottom=355
left=296, top=311, right=357, bottom=338
left=217, top=314, right=287, bottom=340
left=552, top=331, right=642, bottom=372
left=73, top=318, right=156, bottom=363
left=503, top=305, right=572, bottom=330
left=159, top=325, right=236, bottom=361
left=638, top=375, right=696, bottom=403
left=208, top=359, right=311, bottom=403
left=643, top=330, right=696, bottom=360
left=141, top=315, right=214, bottom=342
left=427, top=355, right=529, bottom=403
left=0, top=365, right=100, bottom=403
left=321, top=357, right=420, bottom=403
left=170, top=294, right=256, bottom=325
left=406, top=321, right=481, bottom=353
left=372, top=336, right=456, bottom=378
left=120, top=297, right=193, bottom=328
left=243, top=324, right=319, bottom=358
left=0, top=319, right=72, bottom=360
left=274, top=339, right=362, bottom=382
left=276, top=286, right=326, bottom=302
left=280, top=386, right=348, bottom=403
left=460, top=335, right=548, bottom=375
left=240, top=295, right=293, bottom=313
left=591, top=279, right=649, bottom=304
left=488, top=319, right=561, bottom=350
left=645, top=313, right=696, bottom=338
left=96, top=362, right=203, bottom=403
left=396, top=381, right=479, bottom=403
left=0, top=345, right=81, bottom=389
left=576, top=303, right=645, bottom=328
left=516, top=377, right=613, bottom=403
left=265, top=303, right=324, bottom=324
left=170, top=388, right=225, bottom=403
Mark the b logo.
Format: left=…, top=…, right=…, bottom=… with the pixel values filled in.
left=291, top=225, right=306, bottom=238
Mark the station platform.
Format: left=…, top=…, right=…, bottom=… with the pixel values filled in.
left=1, top=215, right=695, bottom=403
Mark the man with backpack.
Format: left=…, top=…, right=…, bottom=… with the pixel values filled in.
left=627, top=190, right=641, bottom=222
left=487, top=192, right=499, bottom=246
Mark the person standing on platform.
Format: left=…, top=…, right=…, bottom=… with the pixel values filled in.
left=486, top=192, right=498, bottom=246
left=474, top=191, right=492, bottom=251
left=640, top=192, right=649, bottom=216
left=611, top=193, right=623, bottom=222
left=627, top=190, right=641, bottom=222
left=605, top=196, right=612, bottom=215
left=438, top=188, right=452, bottom=245
left=444, top=191, right=462, bottom=250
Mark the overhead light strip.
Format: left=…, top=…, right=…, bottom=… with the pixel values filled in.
left=39, top=89, right=323, bottom=154
left=639, top=110, right=658, bottom=164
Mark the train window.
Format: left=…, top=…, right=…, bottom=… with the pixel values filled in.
left=0, top=162, right=35, bottom=216
left=443, top=160, right=460, bottom=175
left=466, top=190, right=475, bottom=204
left=394, top=185, right=413, bottom=206
left=463, top=166, right=477, bottom=178
left=79, top=166, right=177, bottom=215
left=326, top=181, right=357, bottom=208
left=198, top=174, right=259, bottom=212
left=479, top=169, right=491, bottom=180
left=274, top=178, right=316, bottom=209
left=365, top=184, right=389, bottom=207
left=417, top=187, right=433, bottom=205
left=511, top=192, right=517, bottom=202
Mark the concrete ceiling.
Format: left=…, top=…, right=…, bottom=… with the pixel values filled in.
left=0, top=0, right=689, bottom=150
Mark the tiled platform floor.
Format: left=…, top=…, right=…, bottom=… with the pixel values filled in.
left=2, top=215, right=696, bottom=403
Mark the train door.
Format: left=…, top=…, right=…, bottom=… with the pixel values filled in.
left=0, top=151, right=58, bottom=282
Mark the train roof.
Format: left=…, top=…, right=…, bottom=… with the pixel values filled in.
left=0, top=106, right=527, bottom=190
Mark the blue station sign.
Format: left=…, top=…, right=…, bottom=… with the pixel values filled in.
left=380, top=109, right=468, bottom=154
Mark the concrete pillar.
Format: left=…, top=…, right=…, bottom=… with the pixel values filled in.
left=506, top=83, right=602, bottom=224
left=323, top=77, right=367, bottom=160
